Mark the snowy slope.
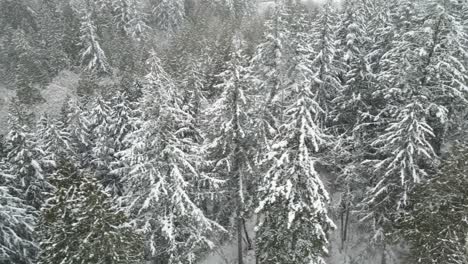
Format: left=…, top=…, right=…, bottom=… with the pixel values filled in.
left=0, top=70, right=79, bottom=134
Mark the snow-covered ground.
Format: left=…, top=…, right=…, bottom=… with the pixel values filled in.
left=197, top=166, right=404, bottom=264
left=197, top=212, right=402, bottom=264
left=0, top=70, right=79, bottom=134
left=199, top=218, right=257, bottom=264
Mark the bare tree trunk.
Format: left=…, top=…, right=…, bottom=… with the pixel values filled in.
left=237, top=206, right=244, bottom=264
left=381, top=243, right=387, bottom=264
left=340, top=199, right=350, bottom=251
left=343, top=202, right=350, bottom=246
left=243, top=218, right=252, bottom=250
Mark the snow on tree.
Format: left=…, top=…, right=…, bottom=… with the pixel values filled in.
left=151, top=0, right=185, bottom=33
left=362, top=101, right=437, bottom=222
left=0, top=160, right=37, bottom=264
left=419, top=0, right=468, bottom=148
left=181, top=59, right=207, bottom=125
left=117, top=50, right=224, bottom=263
left=88, top=96, right=114, bottom=174
left=111, top=0, right=149, bottom=40
left=0, top=0, right=37, bottom=34
left=3, top=121, right=48, bottom=210
left=79, top=8, right=110, bottom=74
left=90, top=92, right=140, bottom=196
left=308, top=0, right=341, bottom=120
left=357, top=0, right=468, bottom=245
left=255, top=5, right=335, bottom=262
left=38, top=161, right=143, bottom=264
left=213, top=0, right=256, bottom=19
left=332, top=0, right=372, bottom=132
left=204, top=48, right=257, bottom=262
left=255, top=77, right=335, bottom=264
left=249, top=0, right=299, bottom=148
left=36, top=114, right=74, bottom=165
left=397, top=145, right=468, bottom=264
left=59, top=98, right=93, bottom=168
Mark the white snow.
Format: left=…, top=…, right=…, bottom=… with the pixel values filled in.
left=0, top=70, right=78, bottom=135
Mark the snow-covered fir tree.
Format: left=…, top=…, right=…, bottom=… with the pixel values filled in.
left=151, top=0, right=185, bottom=33
left=79, top=7, right=110, bottom=74
left=111, top=0, right=148, bottom=40
left=255, top=76, right=335, bottom=263
left=255, top=5, right=335, bottom=262
left=250, top=0, right=299, bottom=149
left=360, top=0, right=468, bottom=240
left=307, top=0, right=341, bottom=120
left=204, top=48, right=257, bottom=262
left=88, top=96, right=114, bottom=178
left=59, top=97, right=93, bottom=167
left=397, top=145, right=468, bottom=264
left=332, top=0, right=372, bottom=133
left=91, top=92, right=140, bottom=196
left=13, top=29, right=48, bottom=104
left=118, top=50, right=223, bottom=263
left=36, top=114, right=74, bottom=165
left=214, top=0, right=256, bottom=19
left=3, top=120, right=48, bottom=210
left=0, top=159, right=37, bottom=264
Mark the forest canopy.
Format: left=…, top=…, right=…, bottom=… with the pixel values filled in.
left=0, top=0, right=467, bottom=264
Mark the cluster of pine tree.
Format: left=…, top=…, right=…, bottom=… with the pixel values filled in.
left=0, top=0, right=467, bottom=264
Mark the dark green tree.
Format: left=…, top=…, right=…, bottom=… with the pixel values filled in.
left=397, top=145, right=468, bottom=264
left=38, top=161, right=144, bottom=264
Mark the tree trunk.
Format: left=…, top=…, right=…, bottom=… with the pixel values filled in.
left=237, top=206, right=244, bottom=264
left=381, top=244, right=387, bottom=264
left=243, top=218, right=252, bottom=250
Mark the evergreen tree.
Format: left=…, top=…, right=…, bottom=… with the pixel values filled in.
left=308, top=0, right=341, bottom=120
left=255, top=70, right=335, bottom=264
left=332, top=0, right=372, bottom=133
left=213, top=0, right=256, bottom=20
left=250, top=0, right=297, bottom=148
left=13, top=29, right=48, bottom=104
left=255, top=5, right=335, bottom=262
left=60, top=98, right=93, bottom=168
left=36, top=0, right=69, bottom=77
left=61, top=0, right=82, bottom=64
left=204, top=49, right=257, bottom=262
left=112, top=0, right=148, bottom=40
left=36, top=114, right=74, bottom=165
left=0, top=159, right=37, bottom=264
left=361, top=0, right=468, bottom=240
left=397, top=145, right=468, bottom=264
left=89, top=94, right=139, bottom=196
left=3, top=123, right=48, bottom=210
left=0, top=0, right=37, bottom=35
left=38, top=161, right=143, bottom=264
left=118, top=51, right=223, bottom=263
left=151, top=0, right=185, bottom=33
left=79, top=7, right=110, bottom=74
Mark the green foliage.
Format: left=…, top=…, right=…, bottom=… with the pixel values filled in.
left=38, top=161, right=144, bottom=264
